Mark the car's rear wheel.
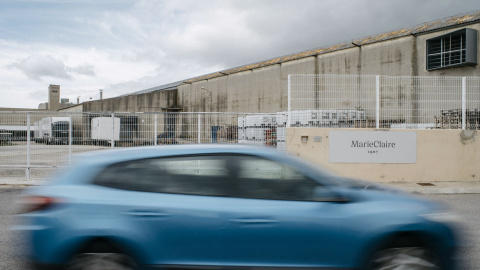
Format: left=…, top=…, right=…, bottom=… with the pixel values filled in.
left=64, top=241, right=138, bottom=270
left=368, top=246, right=440, bottom=270
left=65, top=252, right=137, bottom=270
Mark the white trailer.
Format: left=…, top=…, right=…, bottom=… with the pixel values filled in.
left=91, top=117, right=120, bottom=145
left=34, top=117, right=71, bottom=144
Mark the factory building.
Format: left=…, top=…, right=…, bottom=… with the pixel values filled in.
left=0, top=84, right=76, bottom=140
left=2, top=10, right=479, bottom=183
left=79, top=10, right=480, bottom=115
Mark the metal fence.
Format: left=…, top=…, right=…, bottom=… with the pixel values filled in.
left=0, top=112, right=285, bottom=180
left=3, top=75, right=480, bottom=180
left=287, top=74, right=480, bottom=129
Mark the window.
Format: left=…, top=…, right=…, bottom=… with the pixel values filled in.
left=232, top=156, right=319, bottom=201
left=426, top=28, right=478, bottom=70
left=94, top=155, right=230, bottom=196
left=93, top=154, right=322, bottom=201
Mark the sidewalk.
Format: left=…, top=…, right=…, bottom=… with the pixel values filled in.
left=0, top=178, right=48, bottom=187
left=381, top=181, right=480, bottom=194
left=1, top=178, right=480, bottom=194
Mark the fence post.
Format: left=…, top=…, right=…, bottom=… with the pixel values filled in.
left=26, top=113, right=31, bottom=180
left=198, top=114, right=201, bottom=144
left=154, top=114, right=158, bottom=146
left=287, top=74, right=291, bottom=127
left=69, top=114, right=72, bottom=164
left=462, top=77, right=467, bottom=130
left=376, top=75, right=380, bottom=129
left=111, top=113, right=115, bottom=148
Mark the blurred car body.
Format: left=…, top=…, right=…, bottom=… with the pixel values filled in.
left=15, top=144, right=457, bottom=270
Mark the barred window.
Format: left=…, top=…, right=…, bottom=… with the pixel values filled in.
left=426, top=28, right=478, bottom=70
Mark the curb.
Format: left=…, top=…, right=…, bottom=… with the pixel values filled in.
left=380, top=182, right=480, bottom=194
left=0, top=179, right=48, bottom=187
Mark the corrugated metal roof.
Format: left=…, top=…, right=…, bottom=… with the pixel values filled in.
left=120, top=81, right=183, bottom=97
left=413, top=11, right=480, bottom=34
left=133, top=81, right=182, bottom=95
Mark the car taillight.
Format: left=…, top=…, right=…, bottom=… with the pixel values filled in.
left=20, top=196, right=61, bottom=213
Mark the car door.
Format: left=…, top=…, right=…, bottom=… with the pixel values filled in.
left=220, top=155, right=361, bottom=268
left=93, top=155, right=234, bottom=266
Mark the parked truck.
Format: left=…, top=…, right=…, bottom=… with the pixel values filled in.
left=34, top=117, right=71, bottom=144
left=91, top=117, right=121, bottom=146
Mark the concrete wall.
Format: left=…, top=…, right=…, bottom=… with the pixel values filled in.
left=80, top=22, right=479, bottom=115
left=415, top=24, right=480, bottom=77
left=83, top=89, right=178, bottom=112
left=176, top=24, right=478, bottom=115
left=286, top=127, right=480, bottom=183
left=0, top=112, right=31, bottom=126
left=315, top=36, right=416, bottom=76
left=178, top=57, right=316, bottom=113
left=58, top=104, right=83, bottom=112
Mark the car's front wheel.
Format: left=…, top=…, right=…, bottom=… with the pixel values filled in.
left=368, top=246, right=440, bottom=270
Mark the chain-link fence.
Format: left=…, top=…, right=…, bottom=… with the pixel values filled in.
left=0, top=112, right=285, bottom=180
left=288, top=74, right=480, bottom=129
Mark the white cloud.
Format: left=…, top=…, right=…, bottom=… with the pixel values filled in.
left=66, top=64, right=95, bottom=76
left=9, top=55, right=72, bottom=81
left=0, top=0, right=478, bottom=109
left=0, top=41, right=160, bottom=108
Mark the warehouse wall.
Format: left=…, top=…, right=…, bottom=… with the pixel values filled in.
left=314, top=37, right=416, bottom=76
left=59, top=104, right=83, bottom=112
left=83, top=89, right=178, bottom=112
left=286, top=127, right=480, bottom=183
left=80, top=22, right=479, bottom=115
left=177, top=24, right=478, bottom=114
left=178, top=56, right=319, bottom=113
left=359, top=37, right=416, bottom=76
left=178, top=57, right=316, bottom=113
left=416, top=24, right=480, bottom=77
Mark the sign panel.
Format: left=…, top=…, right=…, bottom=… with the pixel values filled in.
left=329, top=131, right=417, bottom=163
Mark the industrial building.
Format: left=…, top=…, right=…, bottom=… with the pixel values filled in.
left=73, top=10, right=480, bottom=115
left=1, top=10, right=480, bottom=183
left=0, top=85, right=75, bottom=139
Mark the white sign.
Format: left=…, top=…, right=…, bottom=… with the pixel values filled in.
left=329, top=131, right=417, bottom=163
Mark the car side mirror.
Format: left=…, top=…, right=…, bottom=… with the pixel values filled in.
left=313, top=186, right=349, bottom=203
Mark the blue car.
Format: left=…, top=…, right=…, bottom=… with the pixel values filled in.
left=16, top=144, right=457, bottom=270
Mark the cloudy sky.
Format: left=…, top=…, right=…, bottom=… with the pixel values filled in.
left=1, top=0, right=478, bottom=109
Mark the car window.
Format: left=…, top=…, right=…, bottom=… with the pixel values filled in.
left=93, top=155, right=230, bottom=196
left=155, top=158, right=228, bottom=177
left=231, top=156, right=319, bottom=201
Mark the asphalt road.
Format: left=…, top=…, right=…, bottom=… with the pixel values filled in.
left=0, top=187, right=478, bottom=269
left=0, top=187, right=29, bottom=270
left=421, top=193, right=480, bottom=270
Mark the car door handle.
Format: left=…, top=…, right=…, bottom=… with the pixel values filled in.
left=230, top=218, right=278, bottom=224
left=124, top=210, right=171, bottom=218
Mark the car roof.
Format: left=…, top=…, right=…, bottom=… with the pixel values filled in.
left=74, top=144, right=281, bottom=166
